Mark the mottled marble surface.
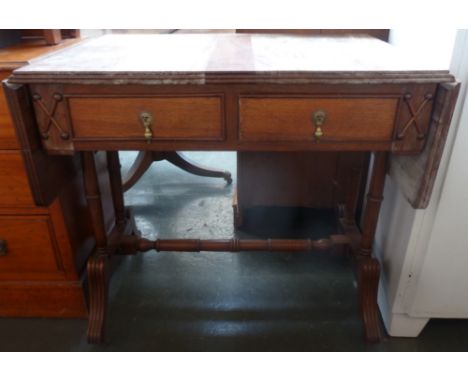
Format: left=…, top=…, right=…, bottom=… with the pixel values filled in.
left=13, top=33, right=452, bottom=84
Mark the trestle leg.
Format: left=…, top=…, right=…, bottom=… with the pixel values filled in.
left=86, top=251, right=108, bottom=344
left=82, top=152, right=109, bottom=344
left=356, top=151, right=388, bottom=343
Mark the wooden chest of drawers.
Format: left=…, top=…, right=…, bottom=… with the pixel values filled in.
left=0, top=38, right=114, bottom=317
left=0, top=151, right=36, bottom=206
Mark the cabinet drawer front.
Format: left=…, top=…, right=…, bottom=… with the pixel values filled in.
left=0, top=151, right=35, bottom=207
left=69, top=96, right=224, bottom=140
left=239, top=97, right=399, bottom=142
left=0, top=215, right=63, bottom=277
left=0, top=71, right=19, bottom=149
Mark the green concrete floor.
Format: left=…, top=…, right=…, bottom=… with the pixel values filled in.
left=0, top=152, right=467, bottom=351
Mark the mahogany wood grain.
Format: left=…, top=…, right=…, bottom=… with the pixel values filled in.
left=0, top=36, right=95, bottom=319
left=86, top=252, right=108, bottom=344
left=5, top=33, right=460, bottom=344
left=0, top=71, right=19, bottom=149
left=82, top=152, right=108, bottom=248
left=237, top=152, right=339, bottom=209
left=390, top=82, right=461, bottom=208
left=235, top=152, right=367, bottom=226
left=23, top=80, right=440, bottom=155
left=60, top=30, right=81, bottom=39
left=0, top=37, right=80, bottom=71
left=3, top=81, right=77, bottom=206
left=57, top=152, right=116, bottom=274
left=357, top=256, right=381, bottom=343
left=391, top=84, right=437, bottom=153
left=0, top=281, right=87, bottom=318
left=0, top=155, right=113, bottom=315
left=43, top=30, right=62, bottom=45
left=239, top=97, right=398, bottom=142
left=357, top=152, right=388, bottom=342
left=82, top=152, right=109, bottom=343
left=126, top=236, right=349, bottom=253
left=0, top=151, right=35, bottom=206
left=0, top=194, right=98, bottom=283
left=20, top=30, right=77, bottom=44
left=0, top=214, right=64, bottom=276
left=72, top=138, right=395, bottom=153
left=69, top=96, right=224, bottom=141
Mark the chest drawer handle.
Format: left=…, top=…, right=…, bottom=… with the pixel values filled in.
left=312, top=109, right=327, bottom=140
left=139, top=112, right=153, bottom=143
left=0, top=240, right=7, bottom=257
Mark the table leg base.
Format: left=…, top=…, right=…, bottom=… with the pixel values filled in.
left=86, top=251, right=108, bottom=344
left=357, top=256, right=382, bottom=343
left=85, top=204, right=383, bottom=344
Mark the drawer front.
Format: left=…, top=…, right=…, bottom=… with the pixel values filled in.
left=0, top=215, right=63, bottom=277
left=69, top=96, right=224, bottom=141
left=239, top=97, right=399, bottom=142
left=0, top=151, right=35, bottom=207
left=0, top=71, right=19, bottom=149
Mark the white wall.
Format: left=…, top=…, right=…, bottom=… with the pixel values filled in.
left=389, top=29, right=456, bottom=69
left=408, top=32, right=468, bottom=317
left=377, top=29, right=468, bottom=336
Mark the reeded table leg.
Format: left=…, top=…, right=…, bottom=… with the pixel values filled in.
left=82, top=152, right=109, bottom=344
left=357, top=151, right=388, bottom=343
left=86, top=251, right=108, bottom=344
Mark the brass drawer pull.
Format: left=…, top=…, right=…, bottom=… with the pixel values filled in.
left=0, top=239, right=7, bottom=256
left=312, top=109, right=326, bottom=140
left=139, top=112, right=153, bottom=143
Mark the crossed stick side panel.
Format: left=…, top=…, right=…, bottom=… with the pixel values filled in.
left=397, top=92, right=434, bottom=140
left=32, top=92, right=70, bottom=140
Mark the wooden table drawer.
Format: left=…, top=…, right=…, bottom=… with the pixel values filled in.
left=239, top=97, right=399, bottom=142
left=69, top=96, right=224, bottom=141
left=0, top=215, right=63, bottom=278
left=0, top=151, right=35, bottom=207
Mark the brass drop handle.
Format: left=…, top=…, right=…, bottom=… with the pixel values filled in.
left=0, top=239, right=7, bottom=257
left=312, top=109, right=327, bottom=140
left=140, top=112, right=153, bottom=143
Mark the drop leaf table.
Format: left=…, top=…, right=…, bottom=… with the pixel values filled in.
left=3, top=33, right=459, bottom=344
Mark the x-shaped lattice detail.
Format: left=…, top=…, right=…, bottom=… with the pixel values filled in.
left=397, top=93, right=433, bottom=140
left=32, top=93, right=70, bottom=140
